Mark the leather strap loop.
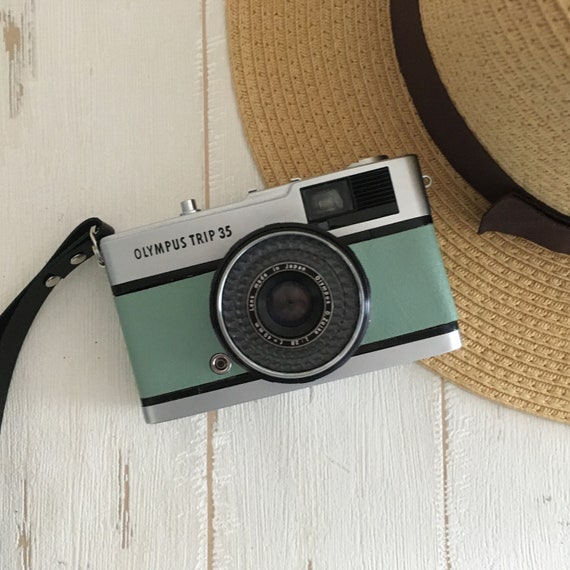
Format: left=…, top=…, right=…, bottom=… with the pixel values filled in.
left=0, top=218, right=114, bottom=432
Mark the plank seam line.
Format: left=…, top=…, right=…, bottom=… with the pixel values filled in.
left=441, top=379, right=452, bottom=570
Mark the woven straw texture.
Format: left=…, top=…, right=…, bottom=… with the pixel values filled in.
left=422, top=0, right=570, bottom=216
left=226, top=0, right=570, bottom=423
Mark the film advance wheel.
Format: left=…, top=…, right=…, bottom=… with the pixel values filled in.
left=211, top=223, right=370, bottom=382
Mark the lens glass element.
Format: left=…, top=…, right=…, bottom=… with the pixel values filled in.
left=249, top=265, right=331, bottom=344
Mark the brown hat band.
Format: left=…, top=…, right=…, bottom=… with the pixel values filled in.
left=391, top=0, right=570, bottom=254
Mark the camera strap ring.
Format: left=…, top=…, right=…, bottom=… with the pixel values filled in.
left=0, top=218, right=114, bottom=433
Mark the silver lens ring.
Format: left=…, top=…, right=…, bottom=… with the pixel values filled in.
left=212, top=224, right=370, bottom=383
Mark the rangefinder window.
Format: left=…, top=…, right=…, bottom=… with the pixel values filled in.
left=301, top=180, right=353, bottom=222
left=301, top=166, right=399, bottom=225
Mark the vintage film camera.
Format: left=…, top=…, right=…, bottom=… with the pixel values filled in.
left=100, top=155, right=461, bottom=423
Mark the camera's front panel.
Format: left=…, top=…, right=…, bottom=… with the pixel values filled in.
left=114, top=221, right=458, bottom=423
left=113, top=272, right=249, bottom=404
left=351, top=223, right=458, bottom=348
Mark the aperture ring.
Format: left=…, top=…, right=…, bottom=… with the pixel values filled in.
left=211, top=224, right=370, bottom=383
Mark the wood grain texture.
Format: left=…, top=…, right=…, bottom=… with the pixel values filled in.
left=210, top=367, right=446, bottom=569
left=444, top=382, right=570, bottom=570
left=1, top=0, right=209, bottom=568
left=1, top=0, right=569, bottom=568
left=0, top=0, right=34, bottom=120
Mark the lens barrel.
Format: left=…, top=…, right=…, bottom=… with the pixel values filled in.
left=211, top=224, right=370, bottom=383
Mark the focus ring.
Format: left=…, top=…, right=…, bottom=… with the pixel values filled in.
left=212, top=225, right=370, bottom=382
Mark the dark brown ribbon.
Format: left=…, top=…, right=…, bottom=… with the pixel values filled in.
left=390, top=0, right=570, bottom=254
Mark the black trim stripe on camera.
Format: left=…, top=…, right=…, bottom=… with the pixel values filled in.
left=112, top=215, right=433, bottom=297
left=140, top=320, right=458, bottom=408
left=111, top=259, right=221, bottom=296
left=354, top=320, right=458, bottom=355
left=337, top=215, right=432, bottom=245
left=141, top=372, right=259, bottom=407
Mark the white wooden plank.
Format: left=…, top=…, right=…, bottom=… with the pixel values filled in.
left=0, top=0, right=35, bottom=133
left=0, top=1, right=209, bottom=568
left=210, top=367, right=446, bottom=569
left=205, top=0, right=263, bottom=210
left=205, top=6, right=446, bottom=567
left=444, top=382, right=570, bottom=569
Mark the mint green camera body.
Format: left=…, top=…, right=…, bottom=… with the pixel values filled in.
left=114, top=225, right=458, bottom=421
left=100, top=155, right=461, bottom=423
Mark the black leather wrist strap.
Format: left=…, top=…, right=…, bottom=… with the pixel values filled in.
left=0, top=218, right=114, bottom=432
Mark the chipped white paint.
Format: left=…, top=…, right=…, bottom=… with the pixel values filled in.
left=117, top=451, right=132, bottom=550
left=16, top=480, right=31, bottom=570
left=0, top=0, right=35, bottom=118
left=1, top=1, right=569, bottom=569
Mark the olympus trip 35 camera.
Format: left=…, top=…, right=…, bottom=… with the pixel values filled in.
left=100, top=155, right=461, bottom=423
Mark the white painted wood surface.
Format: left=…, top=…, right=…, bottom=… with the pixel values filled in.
left=1, top=1, right=568, bottom=569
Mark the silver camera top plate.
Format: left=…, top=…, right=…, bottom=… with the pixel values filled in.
left=100, top=155, right=430, bottom=286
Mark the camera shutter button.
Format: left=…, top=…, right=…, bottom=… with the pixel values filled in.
left=180, top=199, right=199, bottom=215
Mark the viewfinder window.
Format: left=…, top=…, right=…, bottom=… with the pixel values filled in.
left=301, top=180, right=354, bottom=222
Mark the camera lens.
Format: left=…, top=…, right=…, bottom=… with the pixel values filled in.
left=211, top=224, right=370, bottom=383
left=265, top=278, right=314, bottom=328
left=253, top=267, right=330, bottom=341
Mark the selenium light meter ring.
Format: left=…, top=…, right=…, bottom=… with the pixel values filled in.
left=212, top=226, right=371, bottom=382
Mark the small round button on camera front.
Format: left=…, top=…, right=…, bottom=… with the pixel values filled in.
left=210, top=353, right=232, bottom=375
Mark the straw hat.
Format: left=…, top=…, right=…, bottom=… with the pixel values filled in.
left=226, top=0, right=570, bottom=422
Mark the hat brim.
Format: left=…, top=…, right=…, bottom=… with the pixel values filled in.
left=226, top=0, right=570, bottom=422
